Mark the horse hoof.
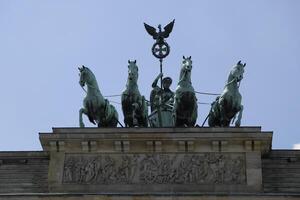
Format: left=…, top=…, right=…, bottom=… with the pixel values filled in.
left=235, top=121, right=241, bottom=127
left=80, top=123, right=85, bottom=128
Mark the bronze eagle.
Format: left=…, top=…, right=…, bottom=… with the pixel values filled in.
left=144, top=19, right=175, bottom=44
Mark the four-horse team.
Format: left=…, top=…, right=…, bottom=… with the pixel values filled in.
left=79, top=58, right=245, bottom=128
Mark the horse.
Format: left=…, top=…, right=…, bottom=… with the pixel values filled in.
left=121, top=60, right=148, bottom=127
left=207, top=60, right=245, bottom=127
left=173, top=56, right=198, bottom=127
left=78, top=65, right=118, bottom=127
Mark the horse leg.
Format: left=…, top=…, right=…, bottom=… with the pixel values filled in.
left=111, top=107, right=119, bottom=127
left=189, top=102, right=198, bottom=127
left=219, top=106, right=225, bottom=126
left=141, top=96, right=149, bottom=127
left=124, top=117, right=128, bottom=127
left=235, top=105, right=243, bottom=127
left=104, top=104, right=118, bottom=127
left=132, top=102, right=140, bottom=127
left=193, top=99, right=198, bottom=126
left=172, top=98, right=178, bottom=126
left=207, top=113, right=215, bottom=127
left=79, top=108, right=88, bottom=128
left=219, top=99, right=228, bottom=127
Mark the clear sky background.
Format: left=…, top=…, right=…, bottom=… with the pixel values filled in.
left=0, top=0, right=299, bottom=151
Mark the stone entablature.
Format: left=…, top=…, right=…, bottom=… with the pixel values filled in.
left=1, top=127, right=300, bottom=199
left=39, top=127, right=272, bottom=153
left=38, top=127, right=272, bottom=194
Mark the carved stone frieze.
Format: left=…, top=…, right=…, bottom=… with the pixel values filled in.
left=62, top=153, right=246, bottom=185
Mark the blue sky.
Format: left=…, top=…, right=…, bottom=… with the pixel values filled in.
left=0, top=0, right=299, bottom=150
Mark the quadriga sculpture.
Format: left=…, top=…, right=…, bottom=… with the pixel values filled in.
left=173, top=56, right=198, bottom=127
left=208, top=61, right=245, bottom=127
left=121, top=60, right=148, bottom=127
left=78, top=65, right=118, bottom=127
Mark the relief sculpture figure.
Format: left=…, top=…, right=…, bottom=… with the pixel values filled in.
left=78, top=65, right=118, bottom=127
left=121, top=60, right=148, bottom=127
left=63, top=153, right=245, bottom=185
left=173, top=56, right=198, bottom=127
left=207, top=61, right=245, bottom=127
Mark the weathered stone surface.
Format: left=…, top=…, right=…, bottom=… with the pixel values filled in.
left=1, top=127, right=300, bottom=198
left=262, top=150, right=300, bottom=193
left=62, top=153, right=245, bottom=185
left=37, top=127, right=271, bottom=194
left=1, top=194, right=300, bottom=200
left=0, top=151, right=49, bottom=193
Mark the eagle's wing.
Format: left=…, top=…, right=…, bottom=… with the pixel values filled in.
left=144, top=23, right=158, bottom=39
left=163, top=19, right=175, bottom=38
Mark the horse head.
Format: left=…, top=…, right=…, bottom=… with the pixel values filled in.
left=182, top=56, right=192, bottom=72
left=229, top=60, right=246, bottom=83
left=127, top=60, right=139, bottom=82
left=78, top=65, right=96, bottom=88
left=78, top=65, right=88, bottom=87
left=179, top=56, right=193, bottom=83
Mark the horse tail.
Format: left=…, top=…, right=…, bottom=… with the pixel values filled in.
left=202, top=102, right=215, bottom=127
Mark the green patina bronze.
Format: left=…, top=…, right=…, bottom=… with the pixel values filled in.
left=121, top=60, right=148, bottom=127
left=173, top=56, right=198, bottom=127
left=144, top=19, right=175, bottom=59
left=150, top=72, right=174, bottom=112
left=76, top=21, right=248, bottom=129
left=148, top=73, right=174, bottom=127
left=78, top=66, right=118, bottom=127
left=207, top=61, right=245, bottom=127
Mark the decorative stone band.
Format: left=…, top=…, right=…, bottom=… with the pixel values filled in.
left=39, top=127, right=272, bottom=154
left=62, top=153, right=246, bottom=185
